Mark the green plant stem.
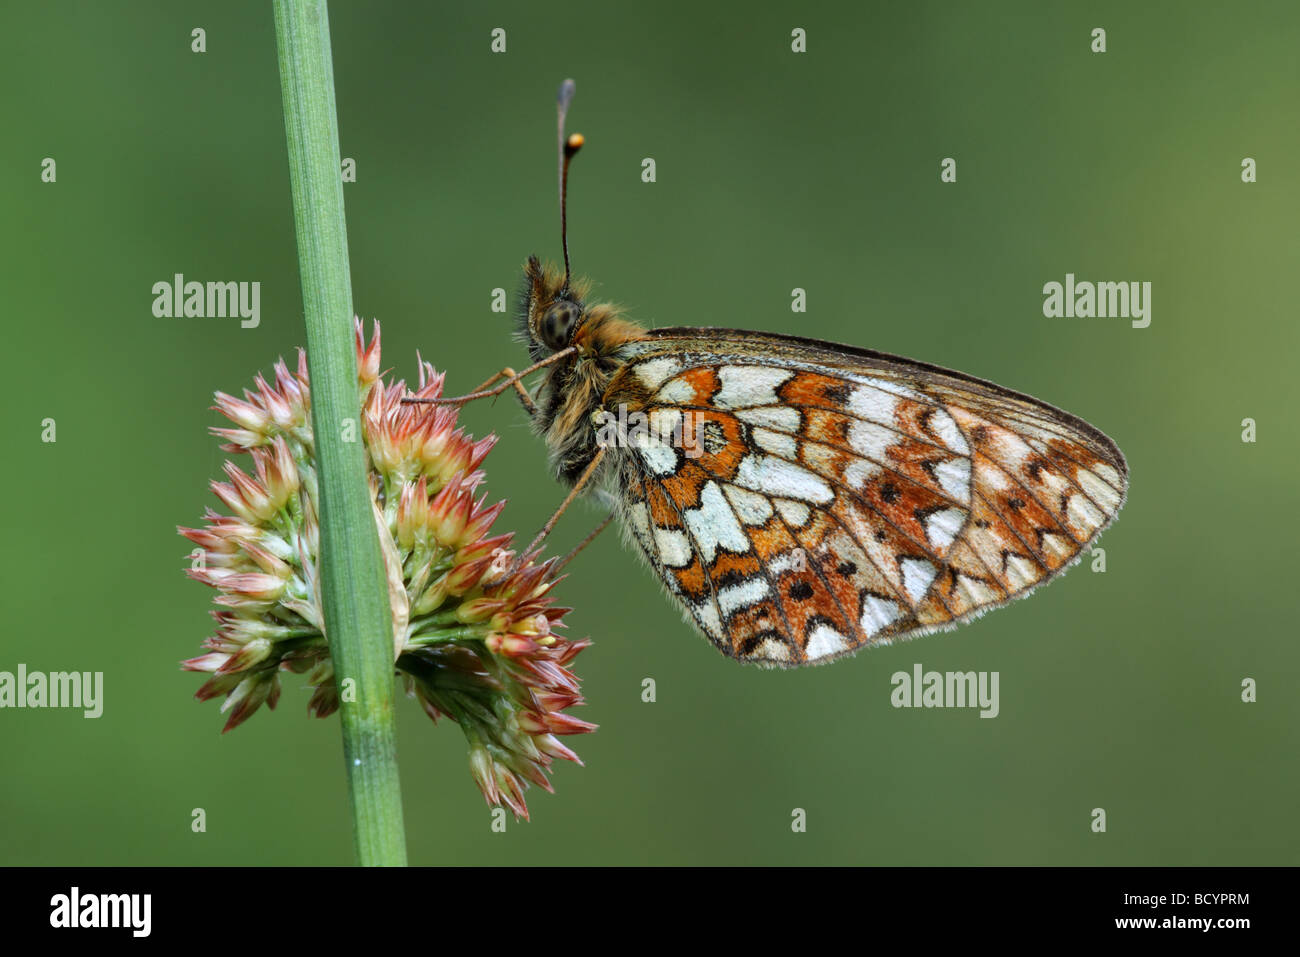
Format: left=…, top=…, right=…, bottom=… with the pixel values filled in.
left=273, top=0, right=406, bottom=866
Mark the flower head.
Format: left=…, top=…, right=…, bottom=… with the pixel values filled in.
left=181, top=321, right=594, bottom=818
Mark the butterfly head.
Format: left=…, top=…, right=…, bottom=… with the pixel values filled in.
left=517, top=255, right=593, bottom=362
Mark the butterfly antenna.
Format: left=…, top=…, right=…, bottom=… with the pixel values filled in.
left=556, top=78, right=583, bottom=294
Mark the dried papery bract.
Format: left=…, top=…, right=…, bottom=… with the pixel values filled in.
left=181, top=320, right=595, bottom=818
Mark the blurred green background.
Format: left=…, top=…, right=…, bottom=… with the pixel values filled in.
left=2, top=0, right=1296, bottom=865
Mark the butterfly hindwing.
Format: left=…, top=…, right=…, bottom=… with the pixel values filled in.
left=603, top=328, right=1128, bottom=667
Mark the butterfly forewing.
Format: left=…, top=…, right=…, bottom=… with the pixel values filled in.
left=603, top=328, right=1128, bottom=667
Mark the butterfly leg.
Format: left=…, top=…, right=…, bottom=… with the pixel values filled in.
left=518, top=447, right=608, bottom=562
left=402, top=346, right=576, bottom=409
left=467, top=367, right=539, bottom=415
left=553, top=511, right=616, bottom=573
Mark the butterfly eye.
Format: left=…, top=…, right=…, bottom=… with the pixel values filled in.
left=540, top=300, right=580, bottom=351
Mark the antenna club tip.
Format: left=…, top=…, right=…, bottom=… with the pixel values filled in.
left=566, top=133, right=585, bottom=151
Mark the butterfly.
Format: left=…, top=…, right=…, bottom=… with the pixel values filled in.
left=419, top=80, right=1128, bottom=668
